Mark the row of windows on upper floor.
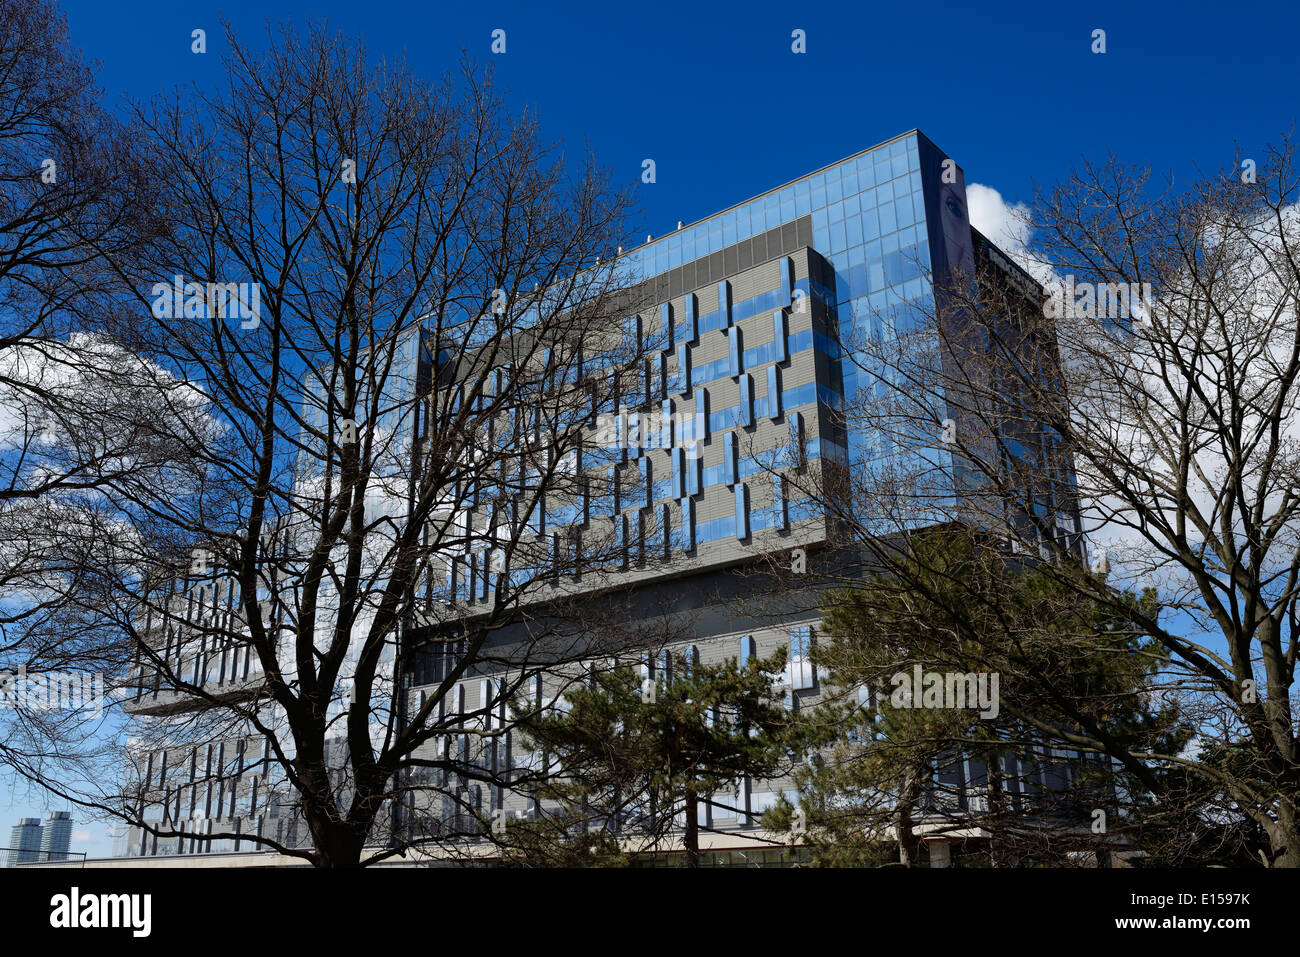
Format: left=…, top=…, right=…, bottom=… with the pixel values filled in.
left=599, top=323, right=846, bottom=428
left=454, top=264, right=832, bottom=417
left=545, top=431, right=847, bottom=527
left=657, top=273, right=837, bottom=348
left=133, top=638, right=266, bottom=699
left=442, top=478, right=821, bottom=605
left=505, top=435, right=834, bottom=543
left=450, top=255, right=921, bottom=461
left=546, top=319, right=839, bottom=429
left=464, top=369, right=845, bottom=522
left=141, top=737, right=272, bottom=796
left=457, top=365, right=845, bottom=513
left=630, top=136, right=918, bottom=276
left=684, top=327, right=842, bottom=392
left=453, top=266, right=818, bottom=407
left=810, top=184, right=926, bottom=259
left=406, top=270, right=845, bottom=467
left=608, top=374, right=841, bottom=458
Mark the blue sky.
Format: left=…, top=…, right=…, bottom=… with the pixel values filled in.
left=59, top=0, right=1299, bottom=243
left=10, top=0, right=1294, bottom=859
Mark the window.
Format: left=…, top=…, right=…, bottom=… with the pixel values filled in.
left=687, top=450, right=702, bottom=496
left=694, top=388, right=709, bottom=442
left=455, top=684, right=469, bottom=766
left=734, top=484, right=749, bottom=540
left=739, top=374, right=753, bottom=427
left=778, top=256, right=793, bottom=307
left=684, top=292, right=697, bottom=343
left=444, top=557, right=461, bottom=604
left=723, top=432, right=738, bottom=487
left=660, top=303, right=673, bottom=351
left=680, top=497, right=695, bottom=551
left=772, top=473, right=788, bottom=530
left=549, top=533, right=562, bottom=580
left=767, top=365, right=782, bottom=419
left=625, top=314, right=641, bottom=356
left=677, top=343, right=691, bottom=396
left=638, top=359, right=653, bottom=408
left=479, top=679, right=496, bottom=731
left=733, top=779, right=751, bottom=826
left=789, top=626, right=815, bottom=691
left=773, top=310, right=787, bottom=363
left=658, top=502, right=671, bottom=561
left=613, top=513, right=628, bottom=570
left=738, top=634, right=755, bottom=669
left=671, top=447, right=684, bottom=500
left=789, top=411, right=806, bottom=468
left=681, top=644, right=699, bottom=679
left=633, top=509, right=647, bottom=565
left=728, top=326, right=742, bottom=378
left=718, top=280, right=731, bottom=327
left=639, top=456, right=654, bottom=509
left=660, top=399, right=673, bottom=448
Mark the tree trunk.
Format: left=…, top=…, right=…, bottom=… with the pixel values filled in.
left=895, top=768, right=924, bottom=867
left=307, top=813, right=368, bottom=868
left=684, top=789, right=700, bottom=868
left=985, top=746, right=1005, bottom=867
left=1267, top=805, right=1300, bottom=868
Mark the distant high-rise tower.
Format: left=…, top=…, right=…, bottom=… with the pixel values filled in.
left=6, top=818, right=43, bottom=866
left=39, top=812, right=73, bottom=862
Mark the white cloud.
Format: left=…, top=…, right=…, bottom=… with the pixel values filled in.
left=967, top=182, right=1059, bottom=292
left=968, top=183, right=1029, bottom=256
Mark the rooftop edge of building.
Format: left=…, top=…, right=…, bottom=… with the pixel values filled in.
left=623, top=128, right=952, bottom=261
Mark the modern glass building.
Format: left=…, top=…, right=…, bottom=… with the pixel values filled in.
left=5, top=818, right=43, bottom=866
left=117, top=129, right=1081, bottom=864
left=395, top=128, right=1083, bottom=858
left=39, top=811, right=72, bottom=862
